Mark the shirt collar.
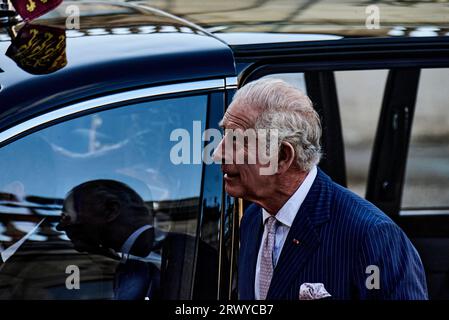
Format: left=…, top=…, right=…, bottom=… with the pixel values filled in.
left=262, top=165, right=317, bottom=227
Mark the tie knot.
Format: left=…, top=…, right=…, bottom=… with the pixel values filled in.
left=265, top=216, right=277, bottom=233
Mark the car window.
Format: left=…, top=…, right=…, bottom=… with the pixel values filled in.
left=335, top=69, right=388, bottom=197
left=401, top=68, right=449, bottom=213
left=0, top=94, right=208, bottom=299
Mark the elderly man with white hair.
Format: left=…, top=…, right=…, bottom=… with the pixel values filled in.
left=213, top=78, right=428, bottom=300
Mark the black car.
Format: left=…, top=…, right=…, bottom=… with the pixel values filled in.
left=0, top=0, right=448, bottom=300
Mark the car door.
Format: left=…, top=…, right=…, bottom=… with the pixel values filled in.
left=224, top=36, right=449, bottom=299
left=0, top=80, right=227, bottom=300
left=367, top=67, right=449, bottom=299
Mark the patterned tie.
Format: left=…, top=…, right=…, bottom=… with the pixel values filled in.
left=259, top=215, right=277, bottom=300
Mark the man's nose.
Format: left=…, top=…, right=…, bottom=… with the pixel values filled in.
left=56, top=212, right=71, bottom=231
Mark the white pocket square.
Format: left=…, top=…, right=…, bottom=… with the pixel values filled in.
left=299, top=283, right=332, bottom=300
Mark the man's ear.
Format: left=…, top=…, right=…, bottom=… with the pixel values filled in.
left=277, top=141, right=296, bottom=175
left=103, top=199, right=121, bottom=223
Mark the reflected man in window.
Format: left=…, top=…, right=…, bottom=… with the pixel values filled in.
left=56, top=180, right=160, bottom=300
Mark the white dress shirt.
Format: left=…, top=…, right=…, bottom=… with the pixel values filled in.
left=254, top=165, right=317, bottom=300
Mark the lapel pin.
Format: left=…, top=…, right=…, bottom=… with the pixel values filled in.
left=293, top=239, right=300, bottom=245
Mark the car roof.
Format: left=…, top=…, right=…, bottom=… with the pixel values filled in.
left=0, top=1, right=235, bottom=132
left=2, top=0, right=449, bottom=132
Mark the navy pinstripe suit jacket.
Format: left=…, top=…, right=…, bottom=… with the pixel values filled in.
left=238, top=168, right=428, bottom=300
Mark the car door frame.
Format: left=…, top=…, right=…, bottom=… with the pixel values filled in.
left=224, top=35, right=449, bottom=300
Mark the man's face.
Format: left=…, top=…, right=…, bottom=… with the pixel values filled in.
left=56, top=193, right=104, bottom=252
left=213, top=101, right=276, bottom=200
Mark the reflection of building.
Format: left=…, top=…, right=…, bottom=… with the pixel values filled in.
left=0, top=0, right=16, bottom=24
left=0, top=194, right=208, bottom=299
left=0, top=192, right=117, bottom=299
left=151, top=197, right=200, bottom=235
left=0, top=240, right=118, bottom=299
left=0, top=0, right=7, bottom=10
left=151, top=196, right=220, bottom=247
left=0, top=195, right=203, bottom=245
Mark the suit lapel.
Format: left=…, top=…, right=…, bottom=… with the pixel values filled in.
left=242, top=208, right=263, bottom=299
left=266, top=169, right=332, bottom=300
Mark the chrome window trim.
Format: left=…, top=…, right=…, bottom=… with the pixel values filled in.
left=400, top=209, right=449, bottom=216
left=225, top=76, right=238, bottom=89
left=0, top=79, right=225, bottom=145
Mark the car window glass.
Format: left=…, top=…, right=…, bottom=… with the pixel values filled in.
left=402, top=68, right=449, bottom=212
left=335, top=69, right=388, bottom=197
left=0, top=94, right=208, bottom=299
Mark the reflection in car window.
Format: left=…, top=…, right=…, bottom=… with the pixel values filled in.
left=0, top=94, right=208, bottom=299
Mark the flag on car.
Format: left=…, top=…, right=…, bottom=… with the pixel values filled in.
left=10, top=0, right=62, bottom=21
left=6, top=23, right=67, bottom=74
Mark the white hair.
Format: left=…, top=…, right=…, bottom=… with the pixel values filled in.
left=232, top=78, right=322, bottom=172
